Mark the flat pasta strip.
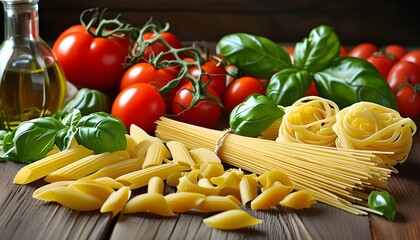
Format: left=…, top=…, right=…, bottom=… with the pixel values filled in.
left=45, top=151, right=130, bottom=182
left=123, top=193, right=174, bottom=216
left=165, top=192, right=206, bottom=213
left=203, top=209, right=262, bottom=230
left=101, top=186, right=131, bottom=218
left=13, top=145, right=94, bottom=185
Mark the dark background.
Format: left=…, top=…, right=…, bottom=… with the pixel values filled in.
left=1, top=0, right=420, bottom=47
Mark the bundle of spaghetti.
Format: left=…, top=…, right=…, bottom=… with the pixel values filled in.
left=155, top=117, right=393, bottom=215
left=277, top=96, right=339, bottom=147
left=333, top=102, right=417, bottom=170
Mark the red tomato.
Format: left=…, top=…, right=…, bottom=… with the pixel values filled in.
left=142, top=31, right=182, bottom=61
left=52, top=25, right=130, bottom=91
left=387, top=61, right=420, bottom=93
left=395, top=85, right=420, bottom=118
left=367, top=52, right=398, bottom=79
left=306, top=81, right=319, bottom=96
left=188, top=58, right=227, bottom=98
left=111, top=83, right=166, bottom=134
left=172, top=83, right=222, bottom=128
left=348, top=43, right=378, bottom=59
left=385, top=44, right=408, bottom=60
left=223, top=76, right=265, bottom=115
left=400, top=50, right=420, bottom=68
left=340, top=46, right=349, bottom=56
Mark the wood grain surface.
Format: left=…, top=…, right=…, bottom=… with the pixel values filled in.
left=1, top=117, right=419, bottom=240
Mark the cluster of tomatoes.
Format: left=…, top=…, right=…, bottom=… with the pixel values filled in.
left=345, top=43, right=420, bottom=118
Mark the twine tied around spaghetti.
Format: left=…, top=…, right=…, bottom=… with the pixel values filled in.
left=214, top=128, right=234, bottom=156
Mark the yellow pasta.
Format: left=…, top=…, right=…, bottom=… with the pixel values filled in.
left=239, top=174, right=258, bottom=205
left=199, top=162, right=225, bottom=179
left=44, top=151, right=130, bottom=182
left=277, top=96, right=339, bottom=146
left=189, top=147, right=221, bottom=164
left=211, top=171, right=241, bottom=199
left=280, top=190, right=317, bottom=209
left=32, top=181, right=74, bottom=199
left=177, top=175, right=221, bottom=196
left=82, top=177, right=124, bottom=189
left=251, top=182, right=293, bottom=210
left=129, top=124, right=151, bottom=143
left=116, top=162, right=190, bottom=189
left=67, top=181, right=114, bottom=201
left=123, top=193, right=174, bottom=216
left=125, top=134, right=138, bottom=158
left=184, top=169, right=201, bottom=184
left=83, top=157, right=144, bottom=180
left=195, top=195, right=241, bottom=212
left=258, top=170, right=293, bottom=191
left=197, top=178, right=216, bottom=188
left=133, top=137, right=163, bottom=158
left=166, top=141, right=196, bottom=166
left=33, top=186, right=104, bottom=211
left=166, top=172, right=185, bottom=187
left=101, top=186, right=131, bottom=218
left=147, top=176, right=165, bottom=195
left=142, top=142, right=171, bottom=168
left=13, top=144, right=94, bottom=185
left=333, top=101, right=417, bottom=167
left=165, top=192, right=206, bottom=213
left=203, top=209, right=262, bottom=230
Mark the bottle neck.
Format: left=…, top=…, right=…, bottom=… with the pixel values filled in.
left=3, top=1, right=40, bottom=41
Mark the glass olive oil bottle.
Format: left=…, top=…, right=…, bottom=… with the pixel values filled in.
left=0, top=0, right=67, bottom=130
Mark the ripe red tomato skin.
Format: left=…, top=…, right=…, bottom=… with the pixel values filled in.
left=188, top=59, right=227, bottom=99
left=142, top=31, right=182, bottom=61
left=111, top=83, right=166, bottom=134
left=306, top=81, right=319, bottom=96
left=348, top=43, right=378, bottom=59
left=367, top=53, right=397, bottom=79
left=387, top=61, right=420, bottom=93
left=400, top=50, right=420, bottom=68
left=395, top=86, right=420, bottom=118
left=52, top=25, right=129, bottom=91
left=172, top=83, right=222, bottom=129
left=385, top=44, right=408, bottom=60
left=340, top=46, right=349, bottom=56
left=222, top=76, right=265, bottom=115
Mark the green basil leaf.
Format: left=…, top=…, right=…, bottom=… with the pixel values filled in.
left=75, top=112, right=127, bottom=153
left=229, top=94, right=285, bottom=137
left=61, top=88, right=110, bottom=117
left=314, top=57, right=398, bottom=109
left=368, top=191, right=397, bottom=221
left=62, top=109, right=82, bottom=127
left=55, top=126, right=78, bottom=151
left=216, top=33, right=292, bottom=78
left=11, top=117, right=64, bottom=162
left=266, top=68, right=312, bottom=106
left=294, top=25, right=340, bottom=72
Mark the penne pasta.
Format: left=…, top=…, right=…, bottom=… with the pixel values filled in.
left=142, top=142, right=171, bottom=169
left=79, top=177, right=125, bottom=189
left=177, top=175, right=221, bottom=196
left=166, top=141, right=196, bottom=166
left=116, top=162, right=190, bottom=189
left=239, top=173, right=258, bottom=205
left=203, top=209, right=262, bottom=230
left=164, top=192, right=206, bottom=213
left=189, top=147, right=221, bottom=164
left=129, top=124, right=152, bottom=143
left=101, top=186, right=131, bottom=218
left=67, top=181, right=114, bottom=201
left=258, top=170, right=293, bottom=191
left=251, top=181, right=293, bottom=210
left=133, top=137, right=163, bottom=158
left=32, top=181, right=74, bottom=199
left=199, top=162, right=225, bottom=179
left=280, top=190, right=317, bottom=209
left=166, top=172, right=185, bottom=187
left=44, top=151, right=130, bottom=182
left=147, top=176, right=165, bottom=195
left=123, top=193, right=174, bottom=216
left=83, top=157, right=144, bottom=180
left=195, top=195, right=241, bottom=212
left=13, top=144, right=94, bottom=185
left=33, top=186, right=104, bottom=211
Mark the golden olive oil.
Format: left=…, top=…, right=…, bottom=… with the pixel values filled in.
left=0, top=62, right=67, bottom=130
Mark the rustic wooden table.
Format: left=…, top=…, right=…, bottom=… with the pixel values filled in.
left=1, top=117, right=419, bottom=240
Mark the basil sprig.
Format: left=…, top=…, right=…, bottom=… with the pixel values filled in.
left=217, top=25, right=397, bottom=110
left=2, top=109, right=127, bottom=163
